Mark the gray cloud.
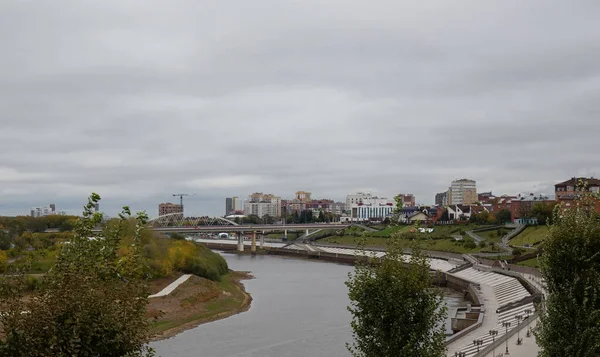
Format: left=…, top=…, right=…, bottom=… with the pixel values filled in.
left=1, top=0, right=599, bottom=217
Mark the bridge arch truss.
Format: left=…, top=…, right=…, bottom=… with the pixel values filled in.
left=148, top=213, right=239, bottom=228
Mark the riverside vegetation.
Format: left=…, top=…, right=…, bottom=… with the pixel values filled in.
left=0, top=194, right=246, bottom=356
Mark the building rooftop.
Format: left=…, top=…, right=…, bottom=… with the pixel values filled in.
left=555, top=177, right=600, bottom=187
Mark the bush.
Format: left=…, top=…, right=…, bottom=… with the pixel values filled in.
left=464, top=241, right=477, bottom=249
left=512, top=248, right=523, bottom=256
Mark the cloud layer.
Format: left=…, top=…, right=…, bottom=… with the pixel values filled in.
left=1, top=0, right=599, bottom=217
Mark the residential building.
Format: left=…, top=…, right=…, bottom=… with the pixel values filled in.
left=243, top=201, right=279, bottom=218
left=225, top=196, right=243, bottom=216
left=435, top=192, right=448, bottom=206
left=447, top=205, right=473, bottom=221
left=244, top=193, right=282, bottom=217
left=448, top=179, right=477, bottom=205
left=158, top=202, right=183, bottom=217
left=554, top=177, right=600, bottom=212
left=555, top=177, right=600, bottom=199
left=295, top=191, right=312, bottom=203
left=345, top=192, right=372, bottom=208
left=30, top=204, right=57, bottom=218
left=477, top=192, right=495, bottom=204
left=396, top=193, right=416, bottom=207
left=493, top=193, right=553, bottom=224
left=225, top=197, right=233, bottom=216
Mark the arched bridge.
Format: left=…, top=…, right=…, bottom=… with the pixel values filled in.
left=148, top=213, right=239, bottom=228
left=146, top=213, right=350, bottom=233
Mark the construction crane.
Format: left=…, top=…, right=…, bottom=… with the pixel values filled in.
left=172, top=193, right=195, bottom=207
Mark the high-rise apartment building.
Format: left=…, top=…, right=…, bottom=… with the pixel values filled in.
left=158, top=202, right=183, bottom=217
left=448, top=179, right=477, bottom=205
left=435, top=192, right=448, bottom=206
left=244, top=193, right=282, bottom=217
left=295, top=191, right=312, bottom=203
left=30, top=204, right=58, bottom=217
left=225, top=197, right=233, bottom=216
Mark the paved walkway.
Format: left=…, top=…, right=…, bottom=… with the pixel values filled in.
left=149, top=274, right=192, bottom=298
left=482, top=317, right=539, bottom=357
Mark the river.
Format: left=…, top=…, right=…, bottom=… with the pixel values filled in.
left=151, top=253, right=467, bottom=357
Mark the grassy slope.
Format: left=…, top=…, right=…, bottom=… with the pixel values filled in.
left=509, top=226, right=550, bottom=247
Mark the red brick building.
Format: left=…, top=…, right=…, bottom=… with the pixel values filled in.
left=555, top=177, right=600, bottom=212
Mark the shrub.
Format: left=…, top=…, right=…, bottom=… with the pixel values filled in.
left=464, top=241, right=477, bottom=249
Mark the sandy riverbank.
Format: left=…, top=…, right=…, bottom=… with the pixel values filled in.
left=148, top=271, right=253, bottom=341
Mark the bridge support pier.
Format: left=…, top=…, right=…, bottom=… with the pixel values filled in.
left=284, top=230, right=288, bottom=241
left=251, top=231, right=256, bottom=254
left=237, top=234, right=244, bottom=253
left=260, top=230, right=265, bottom=249
left=306, top=229, right=309, bottom=237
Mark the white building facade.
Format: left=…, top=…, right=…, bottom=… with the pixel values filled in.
left=345, top=192, right=372, bottom=208
left=350, top=197, right=395, bottom=221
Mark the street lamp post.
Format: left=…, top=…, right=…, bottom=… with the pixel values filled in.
left=473, top=339, right=483, bottom=353
left=524, top=309, right=532, bottom=337
left=490, top=329, right=498, bottom=357
left=502, top=321, right=511, bottom=355
left=515, top=314, right=523, bottom=345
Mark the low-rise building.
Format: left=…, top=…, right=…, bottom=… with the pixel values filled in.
left=350, top=196, right=395, bottom=222
left=555, top=177, right=600, bottom=212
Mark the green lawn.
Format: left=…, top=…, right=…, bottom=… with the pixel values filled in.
left=319, top=235, right=485, bottom=254
left=369, top=225, right=411, bottom=237
left=510, top=226, right=549, bottom=247
left=475, top=228, right=513, bottom=242
left=516, top=257, right=541, bottom=268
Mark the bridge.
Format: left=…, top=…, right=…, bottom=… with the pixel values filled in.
left=146, top=213, right=350, bottom=233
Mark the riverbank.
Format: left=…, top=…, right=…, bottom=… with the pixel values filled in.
left=148, top=271, right=253, bottom=341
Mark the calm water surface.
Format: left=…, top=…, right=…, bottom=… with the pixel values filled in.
left=151, top=253, right=466, bottom=357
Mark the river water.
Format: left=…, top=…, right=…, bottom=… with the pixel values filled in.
left=151, top=253, right=466, bottom=357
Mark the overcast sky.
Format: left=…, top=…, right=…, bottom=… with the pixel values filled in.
left=1, top=0, right=599, bottom=217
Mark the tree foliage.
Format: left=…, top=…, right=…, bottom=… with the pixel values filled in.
left=536, top=192, right=600, bottom=356
left=346, top=238, right=447, bottom=357
left=494, top=209, right=512, bottom=224
left=0, top=194, right=155, bottom=357
left=531, top=201, right=555, bottom=225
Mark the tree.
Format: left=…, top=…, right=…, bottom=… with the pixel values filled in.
left=531, top=202, right=555, bottom=225
left=495, top=209, right=512, bottom=224
left=346, top=238, right=447, bottom=357
left=536, top=193, right=600, bottom=356
left=393, top=195, right=404, bottom=215
left=0, top=194, right=154, bottom=357
left=318, top=211, right=325, bottom=223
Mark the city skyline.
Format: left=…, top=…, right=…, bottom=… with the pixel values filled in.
left=0, top=1, right=598, bottom=217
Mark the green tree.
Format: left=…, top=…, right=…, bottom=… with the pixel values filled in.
left=346, top=239, right=447, bottom=357
left=495, top=209, right=512, bottom=224
left=0, top=194, right=154, bottom=357
left=393, top=195, right=404, bottom=214
left=536, top=193, right=600, bottom=356
left=531, top=201, right=555, bottom=225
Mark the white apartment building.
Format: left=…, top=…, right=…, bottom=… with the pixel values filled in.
left=448, top=179, right=477, bottom=205
left=243, top=193, right=282, bottom=217
left=243, top=201, right=279, bottom=218
left=345, top=192, right=372, bottom=208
